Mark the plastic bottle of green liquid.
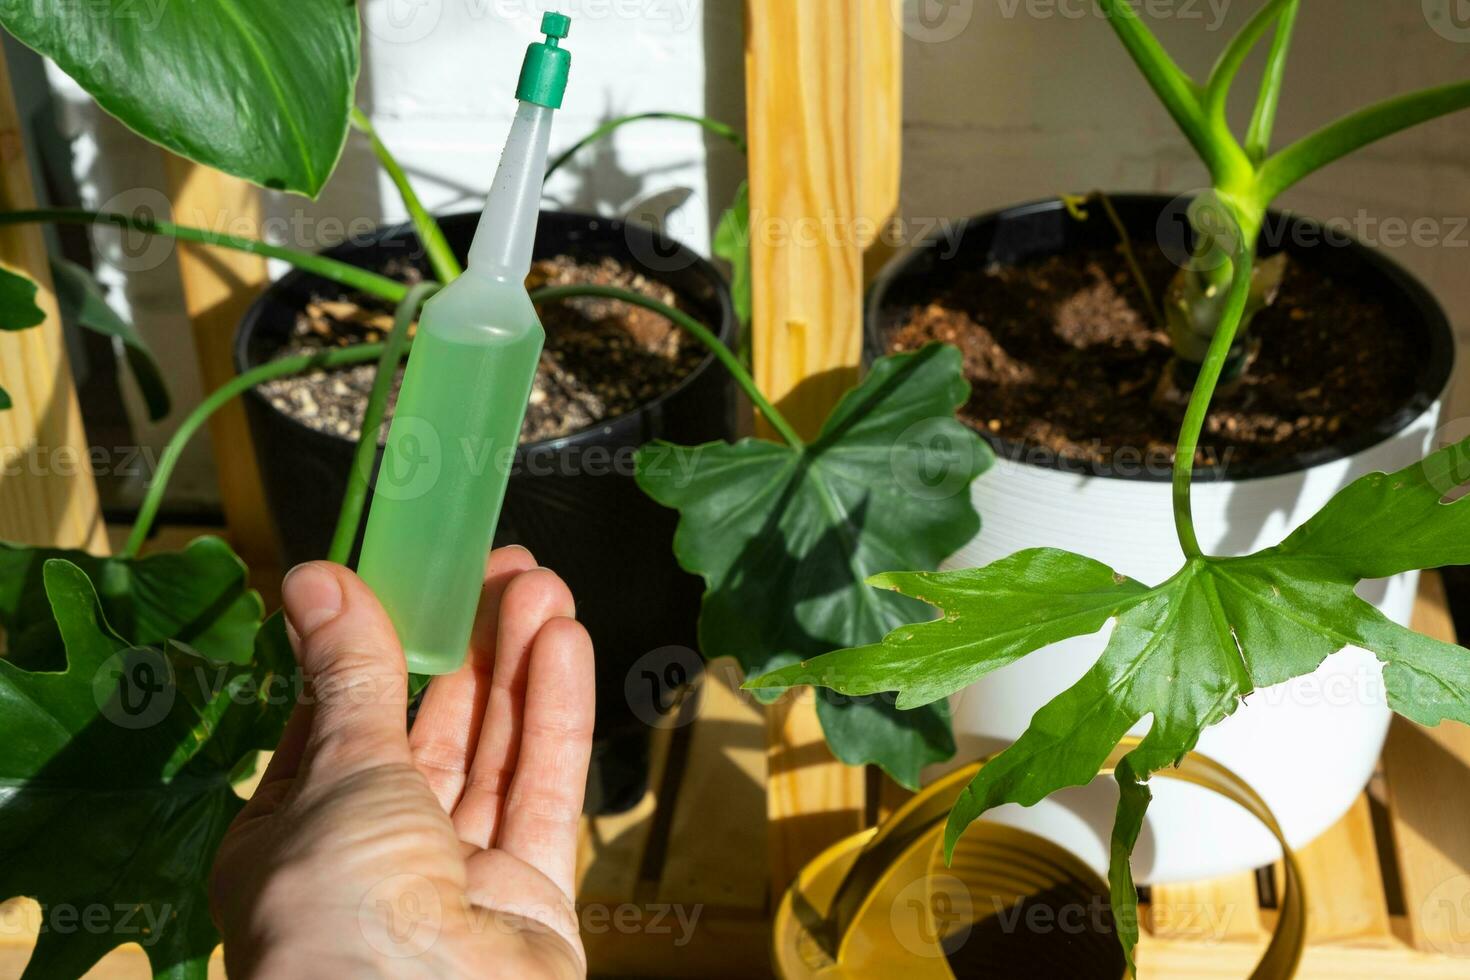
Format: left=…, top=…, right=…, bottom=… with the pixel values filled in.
left=357, top=12, right=572, bottom=675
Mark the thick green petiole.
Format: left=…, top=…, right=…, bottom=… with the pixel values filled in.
left=351, top=108, right=464, bottom=285
left=123, top=283, right=773, bottom=557
left=327, top=281, right=442, bottom=565
left=0, top=209, right=409, bottom=302
left=544, top=112, right=747, bottom=182
left=121, top=342, right=393, bottom=558
left=530, top=284, right=802, bottom=449
left=1171, top=221, right=1255, bottom=560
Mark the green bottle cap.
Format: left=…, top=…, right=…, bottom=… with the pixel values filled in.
left=516, top=12, right=572, bottom=109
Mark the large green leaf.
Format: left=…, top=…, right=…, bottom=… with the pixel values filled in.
left=0, top=264, right=45, bottom=331
left=0, top=536, right=262, bottom=672
left=638, top=344, right=993, bottom=788
left=751, top=438, right=1470, bottom=971
left=0, top=560, right=293, bottom=980
left=51, top=258, right=170, bottom=420
left=0, top=0, right=359, bottom=197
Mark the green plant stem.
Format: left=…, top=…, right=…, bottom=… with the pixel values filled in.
left=124, top=282, right=790, bottom=557
left=1204, top=0, right=1295, bottom=129
left=328, top=281, right=442, bottom=565
left=1171, top=232, right=1256, bottom=560
left=530, top=284, right=802, bottom=449
left=1257, top=81, right=1470, bottom=203
left=0, top=209, right=408, bottom=303
left=351, top=108, right=463, bottom=284
left=1089, top=192, right=1163, bottom=331
left=1095, top=0, right=1233, bottom=184
left=1245, top=0, right=1300, bottom=162
left=545, top=113, right=747, bottom=182
left=122, top=342, right=392, bottom=558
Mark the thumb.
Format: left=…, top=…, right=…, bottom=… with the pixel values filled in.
left=282, top=561, right=411, bottom=775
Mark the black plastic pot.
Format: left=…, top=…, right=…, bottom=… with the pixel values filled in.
left=865, top=193, right=1455, bottom=481
left=236, top=211, right=738, bottom=813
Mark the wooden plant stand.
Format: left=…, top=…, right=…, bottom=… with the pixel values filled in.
left=573, top=574, right=1470, bottom=979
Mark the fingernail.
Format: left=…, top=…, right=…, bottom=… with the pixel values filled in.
left=282, top=564, right=343, bottom=640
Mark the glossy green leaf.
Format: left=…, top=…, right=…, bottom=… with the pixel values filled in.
left=0, top=264, right=45, bottom=332
left=0, top=0, right=359, bottom=197
left=0, top=560, right=293, bottom=980
left=713, top=180, right=751, bottom=328
left=51, top=258, right=170, bottom=421
left=753, top=438, right=1470, bottom=971
left=0, top=536, right=262, bottom=672
left=1, top=264, right=43, bottom=408
left=638, top=344, right=993, bottom=788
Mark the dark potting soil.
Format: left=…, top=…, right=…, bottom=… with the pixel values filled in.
left=258, top=255, right=706, bottom=445
left=885, top=243, right=1420, bottom=472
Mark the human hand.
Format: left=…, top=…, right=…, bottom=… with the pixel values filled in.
left=211, top=547, right=594, bottom=979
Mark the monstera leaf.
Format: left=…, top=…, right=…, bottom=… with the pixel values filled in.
left=638, top=344, right=993, bottom=788
left=0, top=0, right=358, bottom=197
left=0, top=559, right=294, bottom=979
left=0, top=536, right=261, bottom=672
left=753, top=438, right=1470, bottom=969
left=0, top=264, right=45, bottom=406
left=0, top=265, right=44, bottom=331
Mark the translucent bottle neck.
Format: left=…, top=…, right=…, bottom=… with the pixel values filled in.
left=466, top=100, right=554, bottom=280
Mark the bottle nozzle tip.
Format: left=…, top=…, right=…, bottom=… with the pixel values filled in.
left=541, top=11, right=571, bottom=40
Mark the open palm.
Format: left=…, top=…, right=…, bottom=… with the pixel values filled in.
left=211, top=548, right=594, bottom=979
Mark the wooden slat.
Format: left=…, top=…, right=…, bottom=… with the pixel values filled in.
left=1147, top=873, right=1263, bottom=943
left=744, top=0, right=865, bottom=437
left=1383, top=571, right=1470, bottom=956
left=580, top=910, right=771, bottom=980
left=1282, top=794, right=1393, bottom=944
left=1137, top=936, right=1466, bottom=978
left=745, top=0, right=870, bottom=900
left=160, top=156, right=279, bottom=596
left=0, top=47, right=107, bottom=554
left=577, top=711, right=678, bottom=905
left=859, top=0, right=903, bottom=280
left=656, top=659, right=768, bottom=910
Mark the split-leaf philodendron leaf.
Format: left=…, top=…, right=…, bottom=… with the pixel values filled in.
left=0, top=559, right=295, bottom=980
left=0, top=536, right=262, bottom=673
left=0, top=264, right=45, bottom=408
left=0, top=0, right=359, bottom=197
left=637, top=344, right=993, bottom=788
left=752, top=437, right=1470, bottom=969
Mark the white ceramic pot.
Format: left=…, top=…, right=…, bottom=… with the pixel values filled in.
left=868, top=195, right=1457, bottom=883
left=944, top=406, right=1438, bottom=883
